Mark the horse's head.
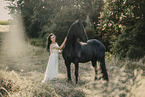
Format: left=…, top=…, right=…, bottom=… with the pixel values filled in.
left=69, top=19, right=88, bottom=42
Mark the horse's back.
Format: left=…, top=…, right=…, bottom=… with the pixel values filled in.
left=63, top=39, right=106, bottom=63
left=87, top=39, right=106, bottom=51
left=80, top=39, right=106, bottom=60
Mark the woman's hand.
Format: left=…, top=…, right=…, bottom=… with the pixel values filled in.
left=58, top=50, right=62, bottom=54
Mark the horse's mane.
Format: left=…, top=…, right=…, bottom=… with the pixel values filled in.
left=66, top=19, right=80, bottom=37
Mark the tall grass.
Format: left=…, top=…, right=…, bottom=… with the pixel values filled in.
left=0, top=43, right=145, bottom=97
left=0, top=28, right=145, bottom=96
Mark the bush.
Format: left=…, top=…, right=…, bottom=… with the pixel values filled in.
left=112, top=23, right=145, bottom=60
left=85, top=27, right=97, bottom=39
left=28, top=38, right=46, bottom=48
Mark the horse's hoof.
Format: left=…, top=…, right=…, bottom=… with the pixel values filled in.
left=67, top=79, right=72, bottom=83
left=94, top=77, right=97, bottom=80
left=103, top=77, right=109, bottom=82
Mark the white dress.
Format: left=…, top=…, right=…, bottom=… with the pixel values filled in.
left=42, top=42, right=59, bottom=83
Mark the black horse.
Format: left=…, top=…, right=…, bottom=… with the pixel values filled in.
left=62, top=20, right=109, bottom=84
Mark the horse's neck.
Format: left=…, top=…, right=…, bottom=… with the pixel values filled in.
left=66, top=33, right=78, bottom=48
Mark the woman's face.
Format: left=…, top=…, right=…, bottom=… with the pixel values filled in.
left=50, top=35, right=56, bottom=42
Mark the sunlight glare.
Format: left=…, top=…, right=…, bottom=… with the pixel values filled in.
left=2, top=15, right=27, bottom=57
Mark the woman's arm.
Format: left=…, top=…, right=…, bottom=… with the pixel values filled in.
left=58, top=37, right=67, bottom=50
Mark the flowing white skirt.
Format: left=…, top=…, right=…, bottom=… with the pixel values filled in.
left=42, top=53, right=58, bottom=82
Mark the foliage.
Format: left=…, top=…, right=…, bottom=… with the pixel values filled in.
left=85, top=27, right=97, bottom=39
left=42, top=0, right=104, bottom=44
left=6, top=0, right=55, bottom=38
left=5, top=0, right=104, bottom=39
left=97, top=0, right=145, bottom=59
left=5, top=0, right=145, bottom=59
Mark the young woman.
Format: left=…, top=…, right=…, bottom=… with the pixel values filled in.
left=42, top=33, right=67, bottom=83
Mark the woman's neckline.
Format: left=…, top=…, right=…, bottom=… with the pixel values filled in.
left=51, top=42, right=56, bottom=44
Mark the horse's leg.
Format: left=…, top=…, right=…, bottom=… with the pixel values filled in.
left=97, top=61, right=102, bottom=80
left=75, top=63, right=79, bottom=84
left=91, top=60, right=98, bottom=80
left=65, top=60, right=71, bottom=82
left=100, top=58, right=109, bottom=81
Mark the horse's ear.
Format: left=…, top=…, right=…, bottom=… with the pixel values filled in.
left=76, top=19, right=79, bottom=23
left=74, top=19, right=82, bottom=24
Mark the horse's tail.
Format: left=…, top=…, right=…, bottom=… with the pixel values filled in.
left=100, top=58, right=109, bottom=81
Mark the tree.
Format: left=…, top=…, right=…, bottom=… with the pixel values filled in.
left=97, top=0, right=145, bottom=59
left=6, top=0, right=57, bottom=38
left=6, top=0, right=104, bottom=41
left=42, top=0, right=104, bottom=44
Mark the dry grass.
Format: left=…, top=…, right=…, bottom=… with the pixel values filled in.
left=0, top=20, right=145, bottom=96
left=0, top=25, right=9, bottom=32
left=0, top=44, right=145, bottom=97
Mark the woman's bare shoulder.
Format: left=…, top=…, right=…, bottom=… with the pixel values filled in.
left=50, top=42, right=59, bottom=48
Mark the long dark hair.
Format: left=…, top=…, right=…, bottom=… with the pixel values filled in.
left=46, top=33, right=54, bottom=51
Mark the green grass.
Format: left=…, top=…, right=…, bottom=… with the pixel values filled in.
left=0, top=41, right=145, bottom=97
left=0, top=20, right=9, bottom=25
left=28, top=38, right=46, bottom=48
